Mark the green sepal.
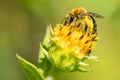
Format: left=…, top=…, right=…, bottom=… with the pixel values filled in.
left=77, top=67, right=90, bottom=72
left=38, top=44, right=52, bottom=77
left=76, top=55, right=99, bottom=72
left=43, top=25, right=53, bottom=48
left=37, top=25, right=53, bottom=77
left=16, top=54, right=44, bottom=80
left=82, top=55, right=99, bottom=62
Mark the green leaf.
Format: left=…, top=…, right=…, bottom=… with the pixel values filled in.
left=16, top=54, right=44, bottom=80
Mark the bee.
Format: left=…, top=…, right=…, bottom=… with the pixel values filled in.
left=62, top=8, right=103, bottom=34
left=53, top=8, right=103, bottom=58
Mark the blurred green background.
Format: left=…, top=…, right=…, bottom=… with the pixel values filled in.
left=0, top=0, right=120, bottom=80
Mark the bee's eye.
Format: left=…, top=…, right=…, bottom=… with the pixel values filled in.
left=69, top=15, right=74, bottom=23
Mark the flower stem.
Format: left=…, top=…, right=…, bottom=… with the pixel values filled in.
left=45, top=66, right=63, bottom=80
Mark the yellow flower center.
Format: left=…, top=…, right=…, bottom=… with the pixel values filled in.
left=52, top=8, right=98, bottom=59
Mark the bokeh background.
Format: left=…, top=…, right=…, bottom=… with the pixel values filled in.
left=0, top=0, right=120, bottom=80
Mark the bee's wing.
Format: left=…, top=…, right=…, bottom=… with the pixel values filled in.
left=88, top=11, right=104, bottom=19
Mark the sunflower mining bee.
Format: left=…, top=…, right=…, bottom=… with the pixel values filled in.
left=62, top=8, right=103, bottom=34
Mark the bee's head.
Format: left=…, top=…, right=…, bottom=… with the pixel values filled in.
left=70, top=8, right=87, bottom=19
